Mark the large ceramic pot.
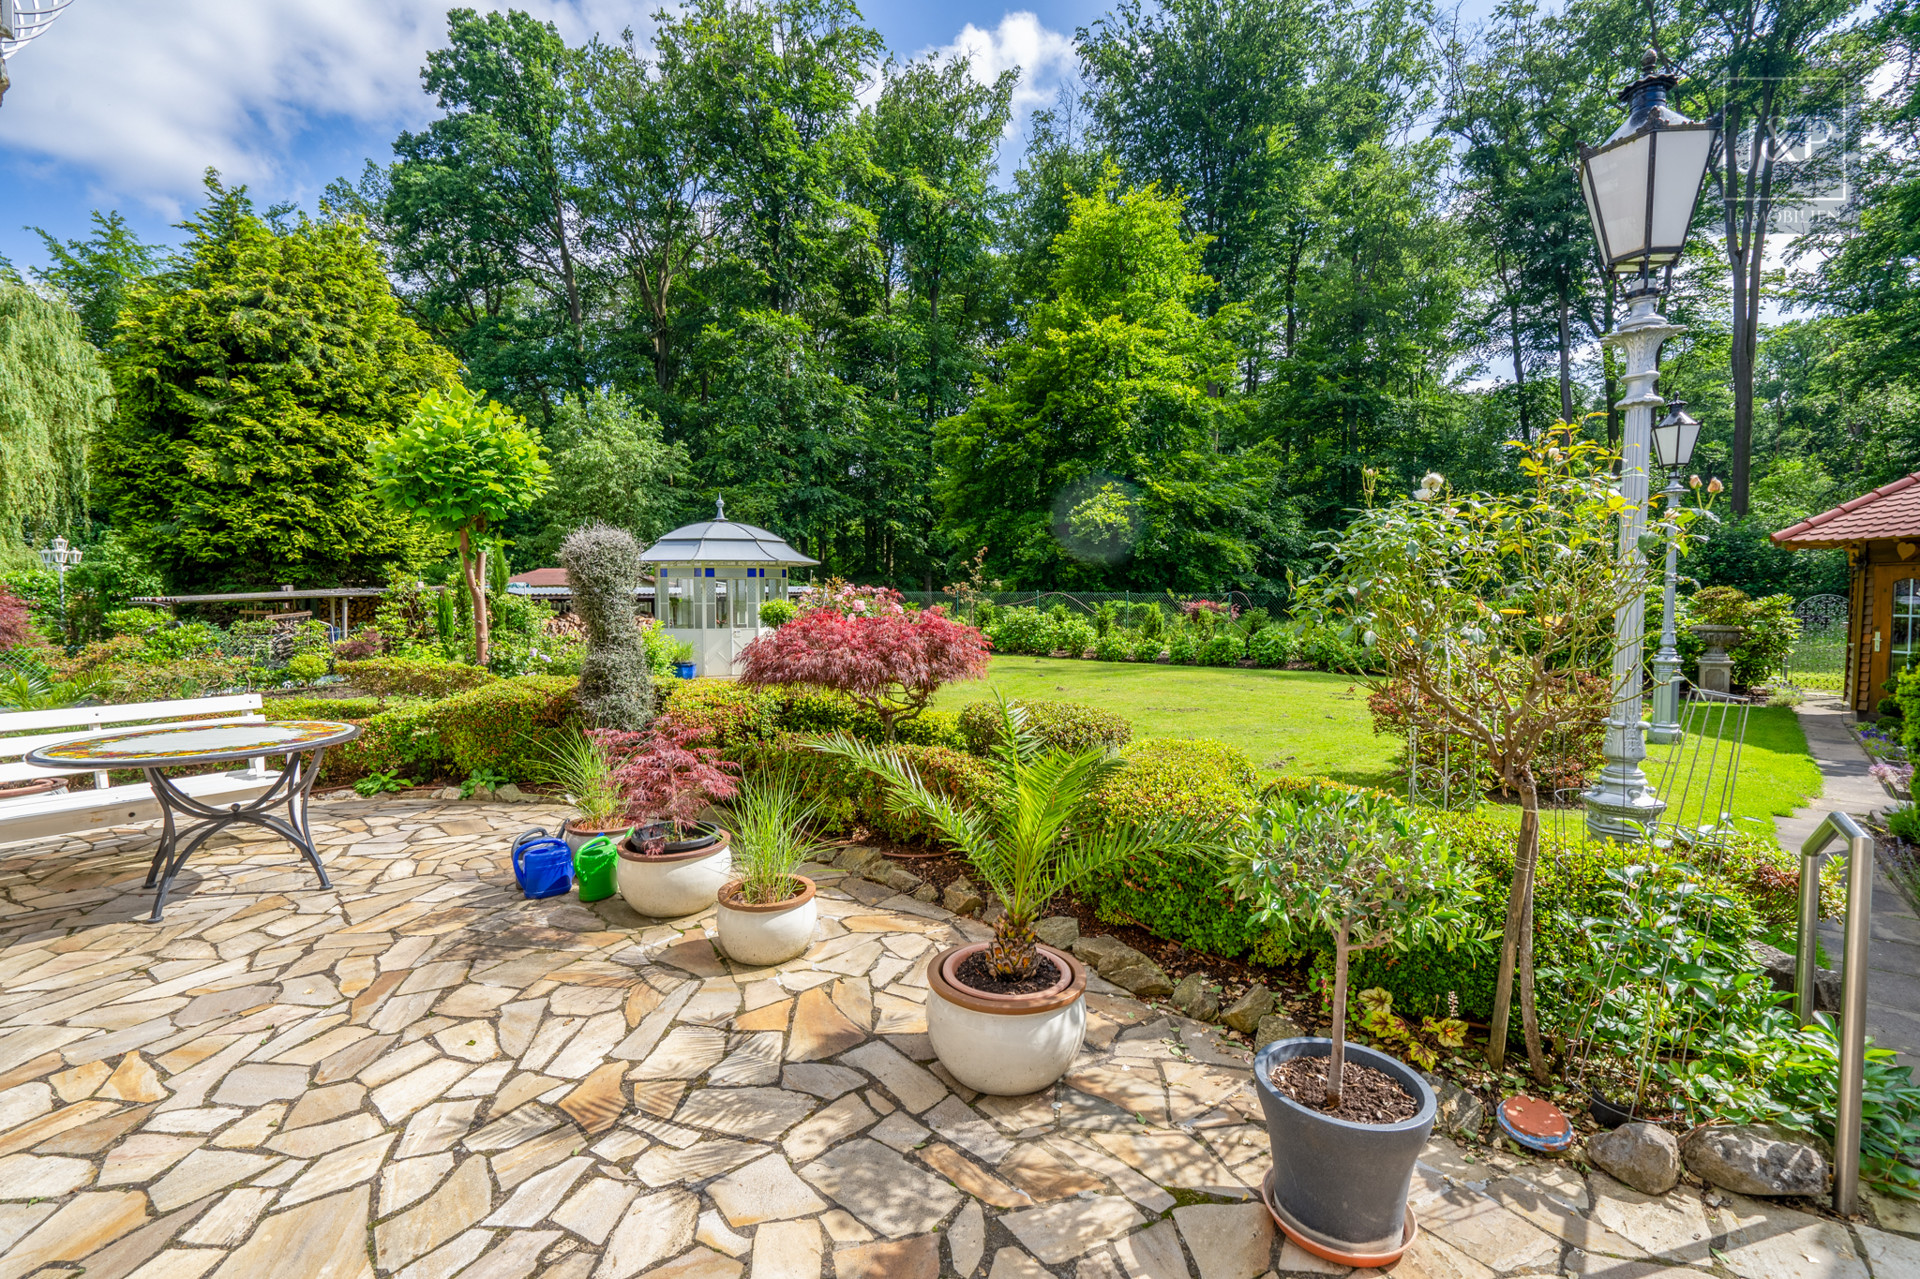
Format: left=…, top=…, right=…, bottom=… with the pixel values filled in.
left=1253, top=1038, right=1434, bottom=1266
left=715, top=875, right=817, bottom=966
left=562, top=818, right=631, bottom=854
left=616, top=824, right=731, bottom=918
left=925, top=942, right=1086, bottom=1095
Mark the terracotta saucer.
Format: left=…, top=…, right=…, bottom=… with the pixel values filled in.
left=1258, top=1169, right=1417, bottom=1267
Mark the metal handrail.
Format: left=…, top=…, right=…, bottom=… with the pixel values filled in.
left=1796, top=811, right=1874, bottom=1215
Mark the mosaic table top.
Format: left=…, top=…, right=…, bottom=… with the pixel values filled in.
left=25, top=719, right=360, bottom=768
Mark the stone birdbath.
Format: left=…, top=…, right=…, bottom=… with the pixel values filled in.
left=1689, top=623, right=1746, bottom=695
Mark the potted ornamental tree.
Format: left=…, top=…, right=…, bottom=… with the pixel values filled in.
left=1223, top=784, right=1483, bottom=1265
left=715, top=771, right=826, bottom=965
left=604, top=722, right=740, bottom=918
left=818, top=697, right=1212, bottom=1094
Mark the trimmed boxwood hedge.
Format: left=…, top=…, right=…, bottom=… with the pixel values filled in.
left=336, top=657, right=498, bottom=699
left=957, top=698, right=1133, bottom=756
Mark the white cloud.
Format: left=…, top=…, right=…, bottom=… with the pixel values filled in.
left=0, top=1, right=647, bottom=219
left=914, top=11, right=1077, bottom=136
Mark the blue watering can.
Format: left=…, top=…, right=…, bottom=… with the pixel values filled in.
left=511, top=828, right=574, bottom=900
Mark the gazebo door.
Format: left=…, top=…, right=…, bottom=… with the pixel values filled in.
left=1870, top=573, right=1920, bottom=709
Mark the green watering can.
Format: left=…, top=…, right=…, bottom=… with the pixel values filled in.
left=575, top=832, right=625, bottom=904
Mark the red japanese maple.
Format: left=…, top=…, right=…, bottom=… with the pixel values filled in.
left=738, top=594, right=990, bottom=738
left=0, top=586, right=31, bottom=650
left=596, top=722, right=740, bottom=831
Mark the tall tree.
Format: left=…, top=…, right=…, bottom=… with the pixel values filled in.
left=30, top=212, right=161, bottom=351
left=0, top=277, right=106, bottom=553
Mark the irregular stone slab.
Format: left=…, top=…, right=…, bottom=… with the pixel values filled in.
left=548, top=1011, right=631, bottom=1079
left=557, top=1062, right=628, bottom=1135
left=783, top=1092, right=877, bottom=1163
left=443, top=1227, right=561, bottom=1279
left=629, top=1247, right=741, bottom=1279
left=986, top=1247, right=1051, bottom=1279
left=0, top=1153, right=93, bottom=1200
left=1583, top=1172, right=1718, bottom=1263
left=751, top=1218, right=822, bottom=1279
left=1112, top=1219, right=1186, bottom=1279
left=490, top=1127, right=582, bottom=1191
left=374, top=1157, right=490, bottom=1271
left=552, top=1176, right=639, bottom=1245
left=1715, top=1195, right=1869, bottom=1279
left=799, top=1137, right=963, bottom=1237
left=841, top=1040, right=947, bottom=1113
left=100, top=1133, right=206, bottom=1185
left=149, top=1150, right=278, bottom=1214
left=182, top=1186, right=279, bottom=1248
left=870, top=1111, right=932, bottom=1152
left=378, top=1154, right=454, bottom=1218
left=707, top=1152, right=827, bottom=1226
left=483, top=1154, right=591, bottom=1227
left=205, top=1183, right=373, bottom=1279
left=102, top=1053, right=169, bottom=1103
left=1000, top=1195, right=1144, bottom=1265
left=1588, top=1124, right=1682, bottom=1196
left=595, top=1187, right=698, bottom=1279
left=1405, top=1162, right=1561, bottom=1273
left=432, top=1021, right=500, bottom=1064
left=396, top=1099, right=482, bottom=1159
left=50, top=1060, right=111, bottom=1103
left=146, top=1107, right=245, bottom=1135
left=371, top=1058, right=475, bottom=1124
left=708, top=1032, right=783, bottom=1087
left=278, top=1132, right=394, bottom=1207
left=178, top=985, right=280, bottom=1027
left=1093, top=1130, right=1237, bottom=1193
left=1681, top=1125, right=1828, bottom=1198
left=1477, top=1177, right=1645, bottom=1258
left=919, top=1142, right=1032, bottom=1209
left=284, top=1082, right=365, bottom=1132
left=463, top=1103, right=560, bottom=1152
left=266, top=1112, right=386, bottom=1159
left=1856, top=1224, right=1920, bottom=1279
left=923, top=1095, right=1013, bottom=1162
left=674, top=1085, right=815, bottom=1139
left=836, top=1234, right=941, bottom=1279
left=949, top=1201, right=986, bottom=1276
left=787, top=987, right=866, bottom=1062
left=1175, top=1202, right=1271, bottom=1279
left=631, top=1027, right=728, bottom=1081
left=997, top=1143, right=1105, bottom=1201
left=782, top=1063, right=866, bottom=1100
left=632, top=1138, right=764, bottom=1188
left=0, top=1081, right=54, bottom=1132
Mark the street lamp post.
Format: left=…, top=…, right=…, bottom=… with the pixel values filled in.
left=38, top=535, right=82, bottom=612
left=1575, top=50, right=1719, bottom=843
left=1647, top=403, right=1702, bottom=745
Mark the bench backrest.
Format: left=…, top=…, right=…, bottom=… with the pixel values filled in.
left=1, top=694, right=265, bottom=786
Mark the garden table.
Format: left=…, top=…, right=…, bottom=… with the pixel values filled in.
left=26, top=719, right=360, bottom=922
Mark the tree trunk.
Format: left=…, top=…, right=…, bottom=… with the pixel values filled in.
left=1486, top=768, right=1543, bottom=1076
left=1328, top=917, right=1350, bottom=1108
left=459, top=526, right=491, bottom=667
left=1556, top=292, right=1575, bottom=425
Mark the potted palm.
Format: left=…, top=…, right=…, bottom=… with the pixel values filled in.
left=1223, top=785, right=1482, bottom=1265
left=818, top=697, right=1211, bottom=1095
left=538, top=729, right=629, bottom=852
left=715, top=771, right=824, bottom=965
left=606, top=723, right=741, bottom=918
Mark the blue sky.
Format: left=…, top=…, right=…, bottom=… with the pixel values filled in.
left=0, top=1, right=1128, bottom=274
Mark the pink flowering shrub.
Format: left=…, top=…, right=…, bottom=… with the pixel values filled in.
left=0, top=585, right=34, bottom=649
left=739, top=589, right=991, bottom=739
left=1178, top=599, right=1237, bottom=619
left=597, top=721, right=740, bottom=831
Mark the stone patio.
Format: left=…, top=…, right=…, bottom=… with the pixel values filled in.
left=1, top=797, right=1916, bottom=1279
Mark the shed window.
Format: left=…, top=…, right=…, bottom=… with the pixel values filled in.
left=1895, top=579, right=1920, bottom=674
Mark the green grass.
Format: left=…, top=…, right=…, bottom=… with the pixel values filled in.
left=936, top=656, right=1823, bottom=845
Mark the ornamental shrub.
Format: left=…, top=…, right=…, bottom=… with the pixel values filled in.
left=1056, top=618, right=1096, bottom=656
left=337, top=657, right=498, bottom=699
left=1093, top=632, right=1130, bottom=661
left=1682, top=587, right=1799, bottom=687
left=1249, top=626, right=1296, bottom=668
left=1198, top=632, right=1243, bottom=666
left=988, top=606, right=1054, bottom=655
left=739, top=733, right=996, bottom=845
left=1131, top=635, right=1164, bottom=662
left=1166, top=629, right=1199, bottom=664
left=562, top=523, right=654, bottom=730
left=759, top=599, right=797, bottom=627
left=958, top=698, right=1134, bottom=756
left=423, top=675, right=580, bottom=780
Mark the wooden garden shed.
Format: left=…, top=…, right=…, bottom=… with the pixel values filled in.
left=1773, top=471, right=1920, bottom=714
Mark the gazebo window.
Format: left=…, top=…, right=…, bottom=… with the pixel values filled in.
left=1894, top=579, right=1920, bottom=673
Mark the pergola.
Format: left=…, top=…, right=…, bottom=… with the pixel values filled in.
left=636, top=501, right=816, bottom=678
left=131, top=587, right=395, bottom=637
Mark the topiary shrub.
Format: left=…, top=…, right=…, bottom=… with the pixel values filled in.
left=958, top=697, right=1133, bottom=756
left=562, top=523, right=653, bottom=730
left=336, top=657, right=497, bottom=699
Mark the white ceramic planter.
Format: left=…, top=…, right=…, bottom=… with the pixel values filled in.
left=925, top=942, right=1087, bottom=1095
left=616, top=829, right=732, bottom=918
left=715, top=876, right=818, bottom=966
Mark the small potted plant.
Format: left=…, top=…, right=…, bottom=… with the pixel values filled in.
left=1223, top=784, right=1482, bottom=1266
left=818, top=696, right=1209, bottom=1094
left=668, top=639, right=698, bottom=680
left=606, top=722, right=740, bottom=917
left=715, top=770, right=824, bottom=965
left=537, top=729, right=629, bottom=852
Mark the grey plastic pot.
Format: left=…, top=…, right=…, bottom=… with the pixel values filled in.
left=1254, top=1037, right=1435, bottom=1258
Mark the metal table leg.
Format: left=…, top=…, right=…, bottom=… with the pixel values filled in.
left=144, top=747, right=331, bottom=922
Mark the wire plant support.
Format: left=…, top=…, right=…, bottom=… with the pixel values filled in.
left=1796, top=811, right=1874, bottom=1216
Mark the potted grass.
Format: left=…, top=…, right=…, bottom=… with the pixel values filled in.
left=1223, top=784, right=1483, bottom=1266
left=715, top=770, right=824, bottom=965
left=604, top=723, right=741, bottom=918
left=538, top=729, right=630, bottom=852
left=817, top=696, right=1213, bottom=1095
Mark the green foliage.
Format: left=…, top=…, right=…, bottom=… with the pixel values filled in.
left=424, top=676, right=580, bottom=780
left=104, top=607, right=167, bottom=637
left=957, top=698, right=1133, bottom=756
left=1197, top=632, right=1243, bottom=666
left=727, top=769, right=828, bottom=904
left=562, top=523, right=654, bottom=729
left=1093, top=632, right=1130, bottom=661
left=516, top=390, right=690, bottom=564
left=286, top=653, right=329, bottom=683
left=29, top=210, right=163, bottom=352
left=0, top=278, right=104, bottom=555
left=1165, top=628, right=1199, bottom=664
left=759, top=599, right=797, bottom=628
left=985, top=607, right=1057, bottom=656
left=0, top=668, right=103, bottom=711
left=1248, top=626, right=1296, bottom=668
left=537, top=728, right=623, bottom=826
left=336, top=657, right=497, bottom=699
left=1683, top=587, right=1801, bottom=687
left=354, top=771, right=416, bottom=797
left=96, top=177, right=460, bottom=591
left=1888, top=803, right=1920, bottom=845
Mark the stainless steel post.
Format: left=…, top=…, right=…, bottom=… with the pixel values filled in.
left=1795, top=811, right=1873, bottom=1215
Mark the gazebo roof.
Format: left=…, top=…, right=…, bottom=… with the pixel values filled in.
left=1773, top=472, right=1920, bottom=549
left=636, top=499, right=819, bottom=566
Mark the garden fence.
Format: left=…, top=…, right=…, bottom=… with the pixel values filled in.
left=893, top=589, right=1293, bottom=620
left=1786, top=594, right=1848, bottom=689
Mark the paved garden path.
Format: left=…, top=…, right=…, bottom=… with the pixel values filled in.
left=1774, top=697, right=1920, bottom=1070
left=1, top=796, right=1916, bottom=1279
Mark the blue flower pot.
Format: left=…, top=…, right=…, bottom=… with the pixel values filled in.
left=674, top=662, right=697, bottom=679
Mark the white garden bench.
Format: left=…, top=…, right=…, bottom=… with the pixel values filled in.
left=0, top=695, right=278, bottom=845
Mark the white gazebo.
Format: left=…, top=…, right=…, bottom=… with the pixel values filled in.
left=636, top=500, right=817, bottom=677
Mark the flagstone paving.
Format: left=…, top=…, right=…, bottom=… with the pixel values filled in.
left=0, top=795, right=1916, bottom=1279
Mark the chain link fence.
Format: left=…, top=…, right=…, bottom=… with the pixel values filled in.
left=893, top=589, right=1294, bottom=620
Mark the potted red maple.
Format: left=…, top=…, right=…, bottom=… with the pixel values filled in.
left=602, top=722, right=741, bottom=918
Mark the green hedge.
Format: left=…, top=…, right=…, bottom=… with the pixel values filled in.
left=957, top=698, right=1134, bottom=756
left=315, top=677, right=579, bottom=785
left=657, top=678, right=965, bottom=752
left=742, top=732, right=997, bottom=844
left=337, top=657, right=498, bottom=699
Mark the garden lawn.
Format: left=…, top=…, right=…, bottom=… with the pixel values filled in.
left=936, top=656, right=1822, bottom=846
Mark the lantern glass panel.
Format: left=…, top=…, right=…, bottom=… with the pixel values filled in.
left=1649, top=128, right=1713, bottom=261
left=1585, top=133, right=1653, bottom=268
